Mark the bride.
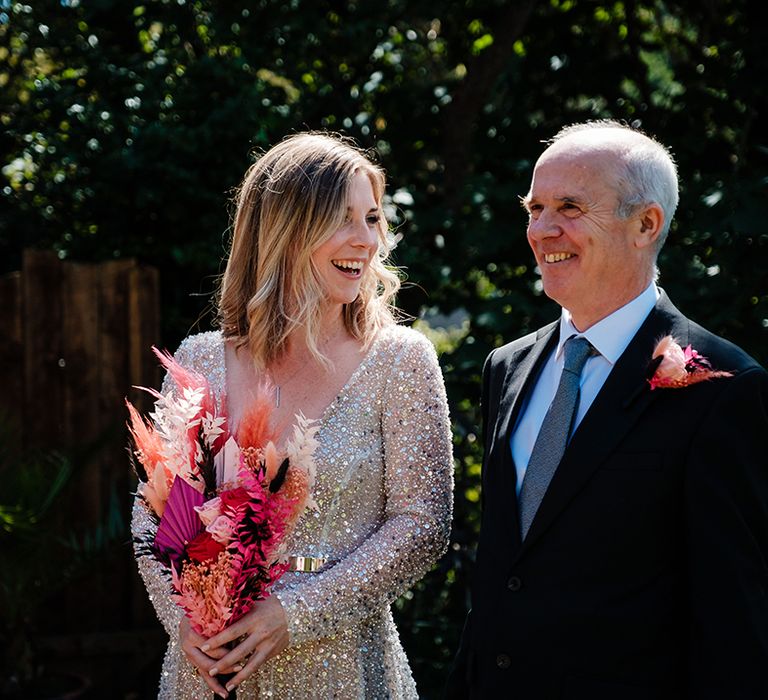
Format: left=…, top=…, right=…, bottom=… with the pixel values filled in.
left=131, top=132, right=454, bottom=699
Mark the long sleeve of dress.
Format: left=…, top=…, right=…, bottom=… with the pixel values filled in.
left=132, top=499, right=184, bottom=637
left=275, top=331, right=454, bottom=646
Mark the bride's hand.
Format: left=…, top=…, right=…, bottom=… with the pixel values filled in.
left=204, top=596, right=290, bottom=693
left=179, top=617, right=231, bottom=698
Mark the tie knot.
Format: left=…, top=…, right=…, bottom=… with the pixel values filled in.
left=563, top=336, right=593, bottom=374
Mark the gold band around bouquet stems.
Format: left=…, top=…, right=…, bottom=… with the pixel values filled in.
left=287, top=555, right=328, bottom=573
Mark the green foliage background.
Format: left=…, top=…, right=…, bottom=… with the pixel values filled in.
left=2, top=1, right=766, bottom=696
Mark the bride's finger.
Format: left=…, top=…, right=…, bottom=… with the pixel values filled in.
left=203, top=645, right=229, bottom=661
left=204, top=616, right=254, bottom=652
left=199, top=668, right=230, bottom=699
left=182, top=651, right=229, bottom=698
left=222, top=646, right=269, bottom=693
left=209, top=638, right=257, bottom=677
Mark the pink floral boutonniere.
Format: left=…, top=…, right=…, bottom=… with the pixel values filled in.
left=648, top=335, right=732, bottom=390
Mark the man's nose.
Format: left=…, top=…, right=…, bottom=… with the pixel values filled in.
left=527, top=210, right=559, bottom=240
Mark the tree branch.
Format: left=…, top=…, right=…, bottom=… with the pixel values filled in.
left=442, top=0, right=536, bottom=202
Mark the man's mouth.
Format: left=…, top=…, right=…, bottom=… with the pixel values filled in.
left=544, top=252, right=575, bottom=263
left=332, top=259, right=364, bottom=277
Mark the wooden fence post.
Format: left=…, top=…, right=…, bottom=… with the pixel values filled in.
left=22, top=250, right=65, bottom=446
left=0, top=251, right=162, bottom=635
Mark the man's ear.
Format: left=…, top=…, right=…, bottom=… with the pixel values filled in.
left=635, top=203, right=664, bottom=249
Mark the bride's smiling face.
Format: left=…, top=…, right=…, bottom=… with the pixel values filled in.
left=311, top=170, right=381, bottom=307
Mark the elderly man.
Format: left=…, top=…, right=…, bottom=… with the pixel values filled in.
left=448, top=121, right=768, bottom=699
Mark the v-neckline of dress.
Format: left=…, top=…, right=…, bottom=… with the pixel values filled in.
left=219, top=327, right=388, bottom=439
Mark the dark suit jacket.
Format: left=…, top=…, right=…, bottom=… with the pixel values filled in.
left=447, top=293, right=768, bottom=700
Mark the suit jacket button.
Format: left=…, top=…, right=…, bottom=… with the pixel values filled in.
left=496, top=653, right=512, bottom=669
left=507, top=575, right=522, bottom=591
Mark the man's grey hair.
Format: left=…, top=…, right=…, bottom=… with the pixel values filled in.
left=551, top=120, right=679, bottom=249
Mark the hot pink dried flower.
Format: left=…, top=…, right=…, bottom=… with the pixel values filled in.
left=649, top=335, right=732, bottom=390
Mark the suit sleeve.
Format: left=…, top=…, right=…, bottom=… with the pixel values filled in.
left=685, top=366, right=768, bottom=698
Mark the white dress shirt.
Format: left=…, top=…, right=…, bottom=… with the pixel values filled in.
left=510, top=283, right=660, bottom=496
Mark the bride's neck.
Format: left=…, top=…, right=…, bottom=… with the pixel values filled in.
left=285, top=305, right=347, bottom=358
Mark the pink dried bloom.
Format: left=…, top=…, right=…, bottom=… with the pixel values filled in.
left=279, top=466, right=313, bottom=531
left=194, top=497, right=222, bottom=527
left=263, top=441, right=282, bottom=483
left=171, top=551, right=234, bottom=637
left=649, top=335, right=733, bottom=390
left=650, top=336, right=688, bottom=388
left=126, top=400, right=165, bottom=479
left=206, top=514, right=236, bottom=544
left=236, top=388, right=277, bottom=451
left=138, top=481, right=166, bottom=518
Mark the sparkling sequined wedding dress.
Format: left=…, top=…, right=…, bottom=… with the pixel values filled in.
left=131, top=324, right=453, bottom=699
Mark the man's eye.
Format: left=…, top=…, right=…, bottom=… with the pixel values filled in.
left=560, top=203, right=581, bottom=217
left=528, top=205, right=542, bottom=220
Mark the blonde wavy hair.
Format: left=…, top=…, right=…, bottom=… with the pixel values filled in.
left=218, top=132, right=401, bottom=369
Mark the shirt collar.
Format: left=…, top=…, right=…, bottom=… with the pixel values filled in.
left=556, top=283, right=659, bottom=365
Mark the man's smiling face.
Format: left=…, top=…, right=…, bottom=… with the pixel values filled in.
left=523, top=142, right=651, bottom=330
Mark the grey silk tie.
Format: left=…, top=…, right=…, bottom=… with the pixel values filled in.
left=518, top=336, right=594, bottom=538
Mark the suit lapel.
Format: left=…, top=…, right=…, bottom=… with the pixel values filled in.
left=486, top=322, right=558, bottom=548
left=493, top=322, right=559, bottom=451
left=517, top=293, right=690, bottom=554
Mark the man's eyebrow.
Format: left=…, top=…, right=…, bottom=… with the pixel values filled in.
left=519, top=193, right=585, bottom=209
